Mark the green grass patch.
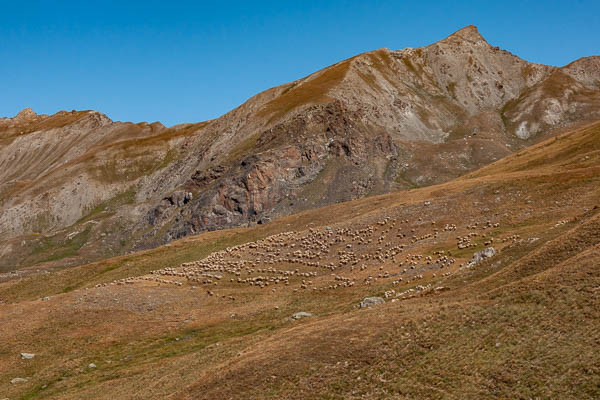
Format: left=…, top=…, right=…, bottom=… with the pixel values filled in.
left=224, top=131, right=262, bottom=163
left=76, top=190, right=136, bottom=224
left=395, top=169, right=418, bottom=189
left=24, top=225, right=92, bottom=266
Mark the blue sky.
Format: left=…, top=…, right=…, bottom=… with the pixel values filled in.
left=1, top=1, right=598, bottom=126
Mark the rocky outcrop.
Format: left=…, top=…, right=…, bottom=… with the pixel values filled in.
left=562, top=56, right=600, bottom=88
left=360, top=297, right=385, bottom=308
left=145, top=101, right=398, bottom=242
left=467, top=247, right=496, bottom=267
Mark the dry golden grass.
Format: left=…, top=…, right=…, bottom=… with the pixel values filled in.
left=1, top=122, right=599, bottom=399
left=257, top=59, right=352, bottom=123
left=0, top=111, right=91, bottom=146
left=1, top=116, right=202, bottom=203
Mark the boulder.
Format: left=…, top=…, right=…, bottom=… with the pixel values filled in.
left=360, top=297, right=385, bottom=308
left=291, top=312, right=312, bottom=320
left=468, top=247, right=496, bottom=267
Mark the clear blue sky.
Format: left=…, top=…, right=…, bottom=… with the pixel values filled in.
left=1, top=1, right=598, bottom=126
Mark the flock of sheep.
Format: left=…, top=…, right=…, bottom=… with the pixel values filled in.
left=97, top=210, right=509, bottom=303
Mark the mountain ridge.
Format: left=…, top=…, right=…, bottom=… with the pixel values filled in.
left=1, top=25, right=600, bottom=271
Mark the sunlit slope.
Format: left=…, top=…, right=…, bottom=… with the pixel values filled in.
left=0, top=117, right=599, bottom=399
left=3, top=28, right=600, bottom=272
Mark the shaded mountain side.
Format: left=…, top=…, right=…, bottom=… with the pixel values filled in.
left=1, top=25, right=600, bottom=271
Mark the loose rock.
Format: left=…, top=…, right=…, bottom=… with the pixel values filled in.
left=291, top=312, right=312, bottom=320
left=468, top=247, right=496, bottom=266
left=360, top=297, right=385, bottom=308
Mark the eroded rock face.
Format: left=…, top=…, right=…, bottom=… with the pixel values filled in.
left=503, top=70, right=600, bottom=140
left=145, top=101, right=398, bottom=241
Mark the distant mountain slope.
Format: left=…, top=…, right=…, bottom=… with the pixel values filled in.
left=1, top=25, right=599, bottom=271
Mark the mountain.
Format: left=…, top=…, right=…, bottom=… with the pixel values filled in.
left=1, top=25, right=600, bottom=271
left=1, top=120, right=598, bottom=399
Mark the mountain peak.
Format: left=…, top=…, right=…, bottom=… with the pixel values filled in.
left=14, top=107, right=37, bottom=121
left=443, top=25, right=488, bottom=44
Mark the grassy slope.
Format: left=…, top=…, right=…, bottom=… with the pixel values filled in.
left=0, top=122, right=599, bottom=399
left=257, top=58, right=352, bottom=123
left=0, top=120, right=214, bottom=271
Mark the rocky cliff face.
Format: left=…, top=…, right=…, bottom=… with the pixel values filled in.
left=2, top=25, right=600, bottom=270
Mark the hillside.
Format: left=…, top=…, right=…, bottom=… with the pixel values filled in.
left=0, top=121, right=599, bottom=399
left=2, top=25, right=600, bottom=272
